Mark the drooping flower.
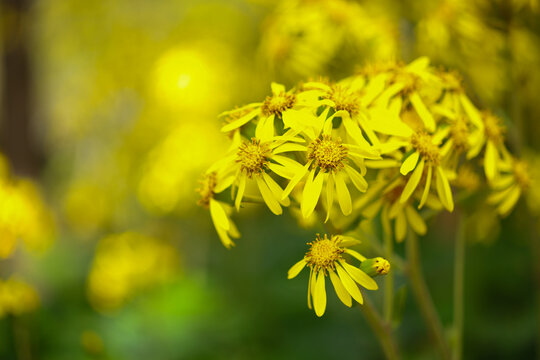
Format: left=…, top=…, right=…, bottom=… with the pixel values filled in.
left=197, top=172, right=240, bottom=248
left=220, top=83, right=297, bottom=141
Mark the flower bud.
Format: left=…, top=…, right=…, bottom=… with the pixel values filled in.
left=360, top=257, right=390, bottom=277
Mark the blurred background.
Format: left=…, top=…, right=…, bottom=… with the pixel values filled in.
left=0, top=0, right=539, bottom=358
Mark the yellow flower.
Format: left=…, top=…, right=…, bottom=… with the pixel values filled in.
left=355, top=170, right=442, bottom=242
left=477, top=112, right=509, bottom=183
left=288, top=234, right=382, bottom=317
left=488, top=157, right=530, bottom=216
left=399, top=130, right=454, bottom=212
left=207, top=133, right=304, bottom=215
left=87, top=232, right=179, bottom=311
left=0, top=277, right=40, bottom=317
left=197, top=172, right=240, bottom=248
left=284, top=129, right=377, bottom=220
left=220, top=83, right=297, bottom=141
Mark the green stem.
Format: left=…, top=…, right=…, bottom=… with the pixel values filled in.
left=358, top=295, right=400, bottom=360
left=406, top=231, right=451, bottom=360
left=383, top=228, right=394, bottom=323
left=452, top=213, right=465, bottom=360
left=11, top=316, right=31, bottom=360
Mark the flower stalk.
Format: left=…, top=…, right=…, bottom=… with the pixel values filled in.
left=406, top=230, right=451, bottom=360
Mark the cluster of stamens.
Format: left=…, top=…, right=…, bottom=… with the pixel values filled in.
left=196, top=172, right=217, bottom=208
left=453, top=165, right=480, bottom=191
left=450, top=117, right=469, bottom=152
left=326, top=85, right=360, bottom=115
left=439, top=70, right=463, bottom=92
left=307, top=135, right=348, bottom=172
left=261, top=92, right=296, bottom=117
left=411, top=131, right=441, bottom=165
left=305, top=234, right=345, bottom=273
left=513, top=160, right=531, bottom=190
left=236, top=138, right=271, bottom=178
left=483, top=112, right=505, bottom=145
left=393, top=70, right=419, bottom=94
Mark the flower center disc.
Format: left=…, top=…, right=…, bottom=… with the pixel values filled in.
left=306, top=234, right=344, bottom=273
left=237, top=139, right=271, bottom=177
left=411, top=131, right=440, bottom=165
left=261, top=93, right=296, bottom=117
left=308, top=135, right=348, bottom=172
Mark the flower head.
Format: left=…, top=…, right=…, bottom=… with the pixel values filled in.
left=288, top=234, right=384, bottom=317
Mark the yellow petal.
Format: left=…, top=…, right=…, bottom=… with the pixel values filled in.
left=484, top=141, right=498, bottom=182
left=459, top=94, right=483, bottom=129
left=410, top=91, right=435, bottom=132
left=368, top=106, right=413, bottom=137
left=418, top=165, right=432, bottom=209
left=340, top=260, right=378, bottom=290
left=273, top=143, right=308, bottom=154
left=255, top=114, right=275, bottom=142
left=400, top=151, right=420, bottom=175
left=271, top=82, right=285, bottom=94
left=282, top=161, right=311, bottom=199
left=329, top=269, right=352, bottom=307
left=342, top=114, right=371, bottom=149
left=497, top=186, right=521, bottom=216
left=214, top=175, right=235, bottom=193
left=268, top=164, right=294, bottom=180
left=256, top=176, right=282, bottom=215
left=235, top=175, right=246, bottom=211
left=435, top=167, right=454, bottom=212
left=395, top=210, right=407, bottom=242
left=335, top=263, right=364, bottom=304
left=361, top=74, right=386, bottom=107
left=405, top=205, right=427, bottom=235
left=215, top=226, right=235, bottom=249
left=288, top=259, right=307, bottom=279
left=263, top=174, right=290, bottom=207
left=220, top=109, right=258, bottom=132
left=308, top=269, right=315, bottom=309
left=344, top=249, right=366, bottom=262
left=313, top=271, right=327, bottom=317
left=334, top=173, right=352, bottom=215
left=325, top=173, right=335, bottom=222
left=210, top=199, right=230, bottom=231
left=345, top=166, right=368, bottom=192
left=301, top=170, right=325, bottom=218
left=400, top=158, right=425, bottom=204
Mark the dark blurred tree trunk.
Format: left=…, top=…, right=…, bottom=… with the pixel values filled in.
left=1, top=0, right=42, bottom=176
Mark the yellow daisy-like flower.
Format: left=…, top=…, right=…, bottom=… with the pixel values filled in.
left=208, top=133, right=305, bottom=215
left=220, top=83, right=297, bottom=141
left=281, top=109, right=379, bottom=220
left=197, top=172, right=240, bottom=248
left=488, top=157, right=530, bottom=216
left=474, top=112, right=509, bottom=183
left=399, top=130, right=454, bottom=212
left=0, top=277, right=40, bottom=317
left=288, top=234, right=383, bottom=317
left=362, top=176, right=430, bottom=242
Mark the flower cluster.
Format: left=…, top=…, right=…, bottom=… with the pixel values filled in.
left=0, top=277, right=40, bottom=317
left=0, top=155, right=55, bottom=258
left=87, top=232, right=179, bottom=311
left=200, top=57, right=528, bottom=315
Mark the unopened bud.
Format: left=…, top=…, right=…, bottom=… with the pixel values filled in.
left=360, top=257, right=390, bottom=277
